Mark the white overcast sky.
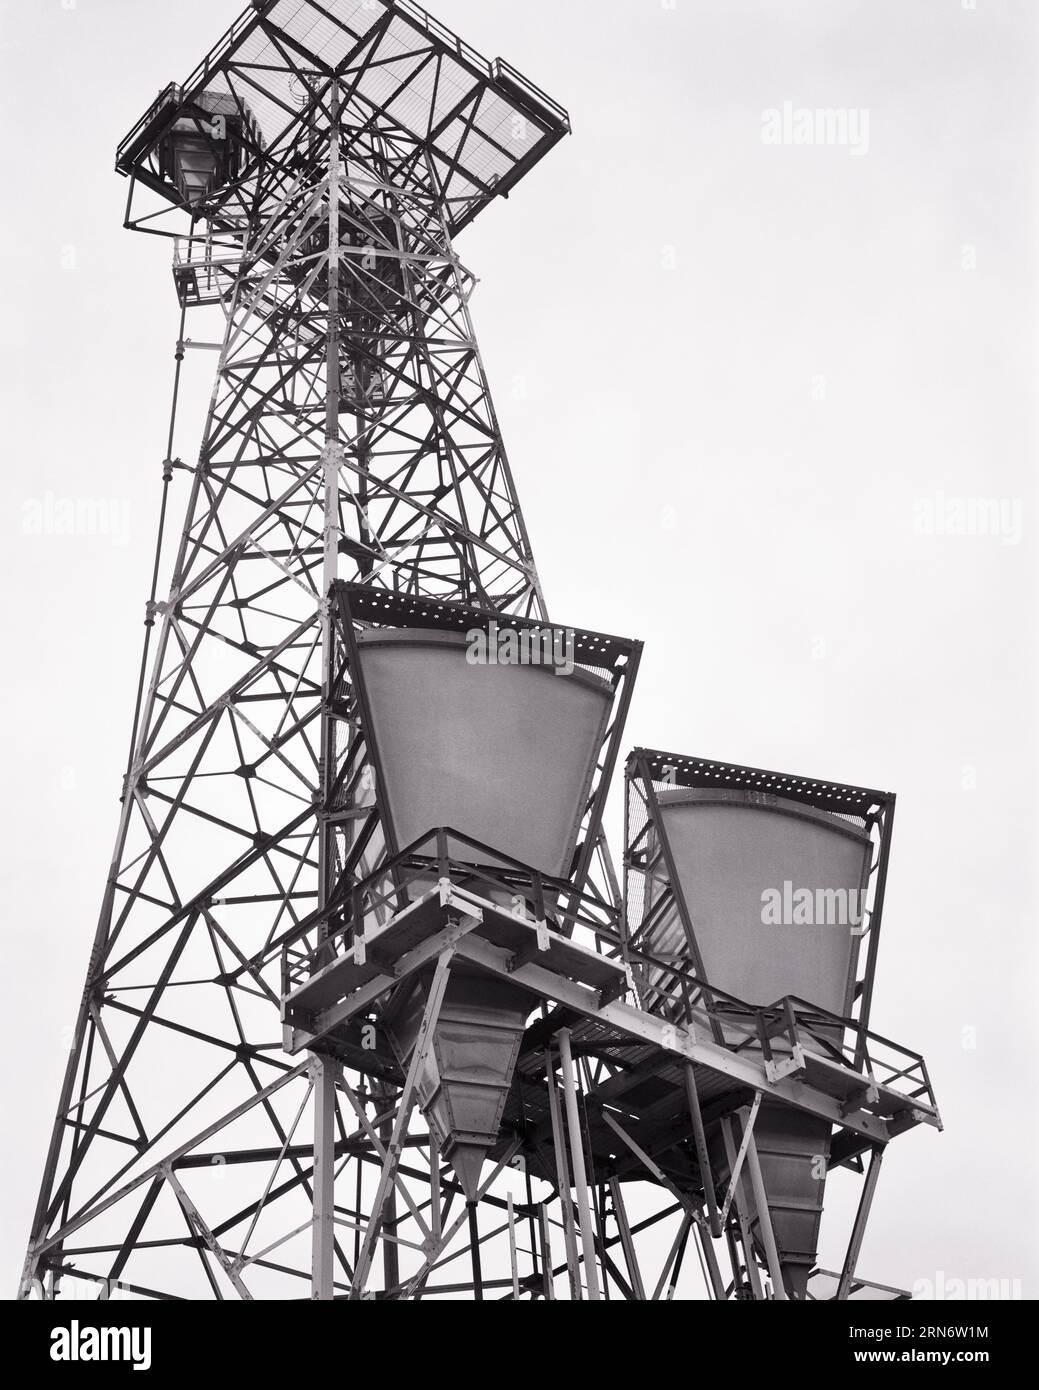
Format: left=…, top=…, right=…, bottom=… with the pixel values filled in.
left=0, top=0, right=1036, bottom=1296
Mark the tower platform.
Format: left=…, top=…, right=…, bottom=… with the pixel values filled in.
left=116, top=0, right=569, bottom=235
left=281, top=832, right=942, bottom=1207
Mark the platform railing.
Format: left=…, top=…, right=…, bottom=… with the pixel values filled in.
left=633, top=950, right=938, bottom=1116
left=116, top=0, right=277, bottom=169
left=281, top=826, right=621, bottom=997
left=172, top=233, right=247, bottom=277
left=278, top=828, right=939, bottom=1121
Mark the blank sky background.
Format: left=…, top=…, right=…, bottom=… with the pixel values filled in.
left=1, top=0, right=1036, bottom=1296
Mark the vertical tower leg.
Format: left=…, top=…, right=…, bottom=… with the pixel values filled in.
left=380, top=1093, right=401, bottom=1295
left=545, top=1048, right=582, bottom=1299
left=538, top=1203, right=556, bottom=1301
left=311, top=83, right=342, bottom=1306
left=468, top=1204, right=484, bottom=1301
left=507, top=1194, right=521, bottom=1300
left=311, top=1058, right=338, bottom=1301
left=558, top=1029, right=601, bottom=1301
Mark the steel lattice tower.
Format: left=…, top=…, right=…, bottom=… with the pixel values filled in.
left=22, top=0, right=564, bottom=1301
left=22, top=0, right=940, bottom=1304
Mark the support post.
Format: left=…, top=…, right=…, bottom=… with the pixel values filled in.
left=468, top=1203, right=484, bottom=1301
left=380, top=1091, right=400, bottom=1293
left=507, top=1193, right=521, bottom=1300
left=311, top=1058, right=337, bottom=1301
left=744, top=1122, right=789, bottom=1301
left=429, top=1130, right=442, bottom=1247
left=544, top=1048, right=582, bottom=1299
left=312, top=80, right=342, bottom=1306
left=538, top=1203, right=555, bottom=1300
left=719, top=1091, right=761, bottom=1227
left=318, top=80, right=342, bottom=914
left=684, top=1064, right=721, bottom=1238
left=557, top=1029, right=601, bottom=1301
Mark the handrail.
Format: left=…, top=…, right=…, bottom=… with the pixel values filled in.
left=116, top=0, right=265, bottom=166
left=394, top=0, right=568, bottom=125
left=491, top=58, right=570, bottom=128
left=281, top=825, right=619, bottom=987
left=394, top=0, right=493, bottom=75
left=279, top=825, right=937, bottom=1118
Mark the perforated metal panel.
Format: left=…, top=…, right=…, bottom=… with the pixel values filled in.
left=659, top=790, right=871, bottom=1015
left=356, top=630, right=613, bottom=877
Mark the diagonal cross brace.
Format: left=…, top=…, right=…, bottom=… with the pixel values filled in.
left=348, top=949, right=454, bottom=1297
